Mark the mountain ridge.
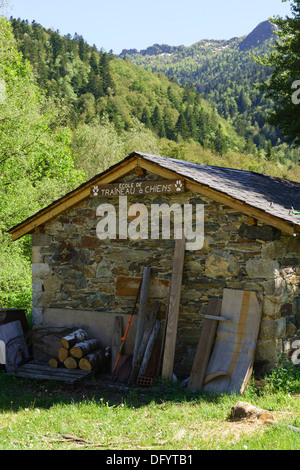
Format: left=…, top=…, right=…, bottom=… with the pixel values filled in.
left=119, top=20, right=275, bottom=57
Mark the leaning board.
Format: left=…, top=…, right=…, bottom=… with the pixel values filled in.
left=203, top=289, right=263, bottom=395
left=188, top=297, right=222, bottom=392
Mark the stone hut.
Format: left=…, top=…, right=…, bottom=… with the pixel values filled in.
left=8, top=152, right=300, bottom=377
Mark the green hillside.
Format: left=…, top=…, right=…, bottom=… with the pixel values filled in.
left=10, top=17, right=246, bottom=161
left=119, top=20, right=300, bottom=164
left=1, top=15, right=300, bottom=317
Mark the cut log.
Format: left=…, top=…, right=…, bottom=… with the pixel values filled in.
left=70, top=339, right=102, bottom=359
left=79, top=349, right=104, bottom=371
left=57, top=347, right=69, bottom=363
left=61, top=329, right=88, bottom=349
left=48, top=358, right=59, bottom=369
left=64, top=357, right=79, bottom=370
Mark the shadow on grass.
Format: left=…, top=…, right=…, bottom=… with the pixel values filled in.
left=0, top=370, right=236, bottom=413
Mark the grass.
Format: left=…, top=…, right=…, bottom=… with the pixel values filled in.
left=1, top=363, right=300, bottom=451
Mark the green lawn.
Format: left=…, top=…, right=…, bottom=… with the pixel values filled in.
left=1, top=368, right=300, bottom=451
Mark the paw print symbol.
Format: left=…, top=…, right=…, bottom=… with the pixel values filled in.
left=175, top=180, right=183, bottom=192
left=92, top=186, right=99, bottom=197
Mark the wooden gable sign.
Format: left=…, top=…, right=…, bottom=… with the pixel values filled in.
left=91, top=179, right=186, bottom=198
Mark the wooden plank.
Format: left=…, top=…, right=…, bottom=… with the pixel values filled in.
left=132, top=267, right=151, bottom=364
left=161, top=234, right=186, bottom=381
left=91, top=179, right=185, bottom=197
left=8, top=362, right=91, bottom=383
left=0, top=321, right=30, bottom=372
left=203, top=289, right=263, bottom=395
left=16, top=361, right=88, bottom=376
left=111, top=316, right=123, bottom=374
left=188, top=298, right=222, bottom=392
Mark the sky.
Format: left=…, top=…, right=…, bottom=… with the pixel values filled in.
left=6, top=0, right=293, bottom=55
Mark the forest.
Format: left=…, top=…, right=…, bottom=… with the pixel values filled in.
left=120, top=20, right=300, bottom=163
left=1, top=15, right=300, bottom=316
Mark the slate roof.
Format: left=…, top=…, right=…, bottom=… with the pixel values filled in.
left=135, top=152, right=300, bottom=227
left=7, top=151, right=300, bottom=239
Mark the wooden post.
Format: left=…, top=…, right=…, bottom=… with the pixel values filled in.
left=161, top=234, right=186, bottom=381
left=132, top=267, right=151, bottom=364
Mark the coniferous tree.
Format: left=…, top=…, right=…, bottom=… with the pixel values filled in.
left=151, top=106, right=166, bottom=137
left=141, top=106, right=152, bottom=128
left=175, top=113, right=189, bottom=140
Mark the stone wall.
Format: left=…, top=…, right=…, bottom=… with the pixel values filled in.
left=31, top=169, right=300, bottom=376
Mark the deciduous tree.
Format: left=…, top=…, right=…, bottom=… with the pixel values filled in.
left=256, top=0, right=300, bottom=146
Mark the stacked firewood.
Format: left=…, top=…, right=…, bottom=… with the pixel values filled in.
left=48, top=329, right=108, bottom=372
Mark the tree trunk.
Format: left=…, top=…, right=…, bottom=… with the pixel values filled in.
left=61, top=329, right=88, bottom=349
left=79, top=349, right=104, bottom=371
left=162, top=234, right=185, bottom=381
left=70, top=339, right=102, bottom=359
